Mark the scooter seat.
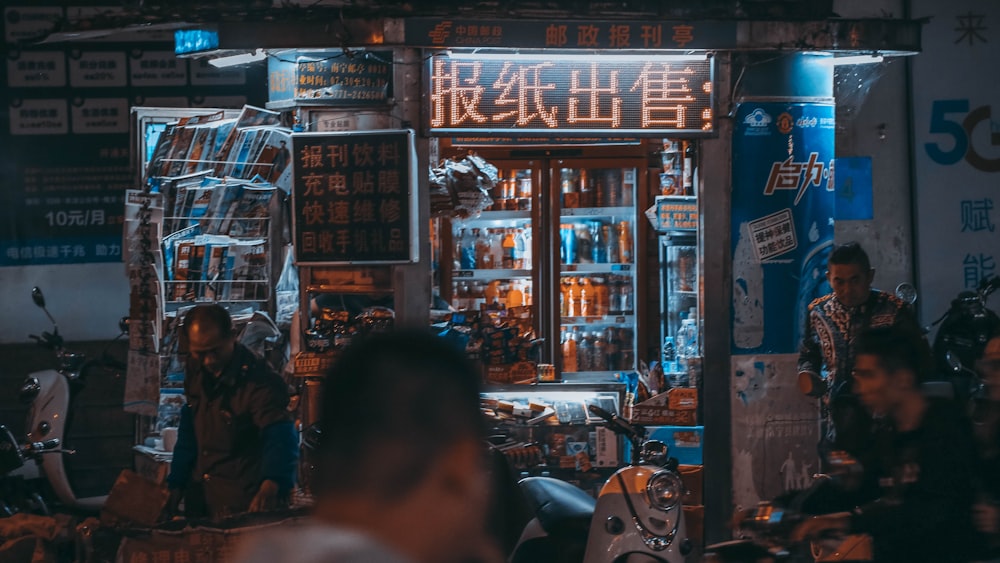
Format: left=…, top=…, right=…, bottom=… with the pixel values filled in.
left=518, top=476, right=595, bottom=536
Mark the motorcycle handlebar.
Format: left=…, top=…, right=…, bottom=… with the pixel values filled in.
left=587, top=404, right=642, bottom=439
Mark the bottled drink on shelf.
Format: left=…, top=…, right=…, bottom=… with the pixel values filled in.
left=577, top=330, right=593, bottom=371
left=507, top=281, right=524, bottom=308
left=516, top=173, right=532, bottom=210
left=617, top=221, right=633, bottom=263
left=591, top=221, right=607, bottom=264
left=575, top=224, right=593, bottom=264
left=502, top=229, right=517, bottom=269
left=682, top=141, right=695, bottom=196
left=459, top=228, right=476, bottom=269
left=566, top=277, right=581, bottom=317
left=562, top=327, right=578, bottom=372
left=604, top=327, right=620, bottom=370
left=579, top=169, right=594, bottom=207
left=592, top=331, right=608, bottom=371
left=560, top=224, right=576, bottom=264
left=620, top=328, right=635, bottom=370
left=514, top=228, right=529, bottom=269
left=617, top=275, right=634, bottom=314
left=579, top=277, right=593, bottom=317
left=560, top=168, right=579, bottom=209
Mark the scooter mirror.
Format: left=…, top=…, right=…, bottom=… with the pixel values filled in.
left=119, top=316, right=130, bottom=335
left=31, top=287, right=46, bottom=308
left=895, top=282, right=917, bottom=306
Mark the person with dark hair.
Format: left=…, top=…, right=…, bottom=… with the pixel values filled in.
left=973, top=332, right=1000, bottom=557
left=793, top=324, right=981, bottom=562
left=234, top=328, right=498, bottom=563
left=797, top=241, right=920, bottom=458
left=165, top=304, right=298, bottom=519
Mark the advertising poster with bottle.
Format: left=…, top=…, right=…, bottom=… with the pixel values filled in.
left=910, top=0, right=1000, bottom=326
left=730, top=102, right=835, bottom=354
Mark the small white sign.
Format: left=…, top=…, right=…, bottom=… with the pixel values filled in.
left=129, top=50, right=188, bottom=86
left=7, top=51, right=66, bottom=87
left=748, top=208, right=797, bottom=261
left=70, top=98, right=129, bottom=134
left=68, top=51, right=127, bottom=87
left=4, top=7, right=62, bottom=43
left=9, top=99, right=68, bottom=135
left=189, top=58, right=246, bottom=85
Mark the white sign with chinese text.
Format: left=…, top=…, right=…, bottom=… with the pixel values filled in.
left=68, top=51, right=127, bottom=87
left=9, top=98, right=68, bottom=135
left=911, top=0, right=1000, bottom=324
left=7, top=51, right=66, bottom=88
left=3, top=7, right=62, bottom=43
left=70, top=97, right=129, bottom=134
left=128, top=50, right=188, bottom=87
left=748, top=208, right=797, bottom=261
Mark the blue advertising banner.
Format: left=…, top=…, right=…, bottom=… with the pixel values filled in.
left=731, top=102, right=835, bottom=354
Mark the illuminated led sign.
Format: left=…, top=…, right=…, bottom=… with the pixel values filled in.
left=427, top=54, right=714, bottom=136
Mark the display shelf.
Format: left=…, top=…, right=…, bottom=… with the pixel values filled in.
left=561, top=263, right=633, bottom=273
left=560, top=206, right=632, bottom=218
left=457, top=210, right=532, bottom=224
left=560, top=370, right=628, bottom=382
left=453, top=269, right=532, bottom=279
left=561, top=315, right=635, bottom=325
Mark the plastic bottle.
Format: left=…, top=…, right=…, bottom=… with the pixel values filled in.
left=513, top=228, right=526, bottom=269
left=662, top=336, right=676, bottom=366
left=579, top=169, right=593, bottom=207
left=566, top=277, right=580, bottom=317
left=605, top=224, right=619, bottom=264
left=683, top=141, right=695, bottom=196
left=459, top=229, right=477, bottom=269
left=560, top=168, right=578, bottom=209
left=576, top=224, right=593, bottom=264
left=577, top=329, right=593, bottom=371
left=502, top=229, right=517, bottom=269
left=618, top=277, right=633, bottom=314
left=474, top=229, right=491, bottom=269
left=591, top=221, right=607, bottom=264
left=594, top=277, right=609, bottom=316
left=618, top=221, right=633, bottom=263
left=507, top=281, right=524, bottom=308
left=593, top=332, right=608, bottom=371
left=604, top=327, right=620, bottom=370
left=579, top=277, right=593, bottom=317
left=562, top=327, right=578, bottom=372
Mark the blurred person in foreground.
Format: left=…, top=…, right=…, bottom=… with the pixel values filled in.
left=973, top=331, right=1000, bottom=559
left=793, top=324, right=981, bottom=562
left=235, top=328, right=498, bottom=563
left=797, top=242, right=920, bottom=459
left=166, top=304, right=298, bottom=519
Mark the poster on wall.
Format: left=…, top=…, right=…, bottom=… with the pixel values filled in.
left=1, top=5, right=264, bottom=267
left=731, top=102, right=835, bottom=354
left=911, top=1, right=1000, bottom=326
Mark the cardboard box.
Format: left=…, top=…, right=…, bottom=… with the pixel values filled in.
left=624, top=426, right=704, bottom=465
left=133, top=446, right=172, bottom=486
left=679, top=464, right=703, bottom=505
left=100, top=469, right=170, bottom=528
left=484, top=361, right=536, bottom=384
left=630, top=388, right=699, bottom=426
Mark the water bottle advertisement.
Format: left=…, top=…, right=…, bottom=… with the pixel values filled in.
left=731, top=102, right=835, bottom=354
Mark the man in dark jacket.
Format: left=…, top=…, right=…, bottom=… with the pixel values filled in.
left=797, top=242, right=919, bottom=457
left=166, top=304, right=298, bottom=519
left=793, top=325, right=981, bottom=562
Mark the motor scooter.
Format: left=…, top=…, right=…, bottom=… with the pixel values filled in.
left=7, top=287, right=127, bottom=514
left=509, top=404, right=690, bottom=563
left=705, top=453, right=873, bottom=563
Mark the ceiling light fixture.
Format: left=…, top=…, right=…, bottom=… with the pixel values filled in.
left=208, top=49, right=267, bottom=68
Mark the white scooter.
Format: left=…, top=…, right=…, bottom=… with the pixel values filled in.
left=510, top=404, right=690, bottom=563
left=8, top=287, right=127, bottom=513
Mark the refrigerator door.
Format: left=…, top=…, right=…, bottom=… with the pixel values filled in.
left=552, top=160, right=643, bottom=382
left=659, top=234, right=699, bottom=387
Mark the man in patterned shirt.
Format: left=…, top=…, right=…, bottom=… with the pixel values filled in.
left=797, top=242, right=920, bottom=458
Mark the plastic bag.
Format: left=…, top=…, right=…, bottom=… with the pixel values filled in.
left=274, top=244, right=298, bottom=330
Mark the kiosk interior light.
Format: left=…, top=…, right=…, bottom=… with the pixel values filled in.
left=832, top=54, right=884, bottom=66
left=208, top=49, right=267, bottom=68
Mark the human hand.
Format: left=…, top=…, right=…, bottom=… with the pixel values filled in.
left=974, top=502, right=1000, bottom=535
left=790, top=513, right=850, bottom=542
left=249, top=479, right=280, bottom=513
left=798, top=372, right=827, bottom=397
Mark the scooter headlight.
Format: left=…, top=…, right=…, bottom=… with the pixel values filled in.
left=647, top=470, right=684, bottom=511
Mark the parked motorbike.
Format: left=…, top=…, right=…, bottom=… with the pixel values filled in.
left=508, top=404, right=691, bottom=563
left=705, top=453, right=872, bottom=563
left=5, top=287, right=127, bottom=514
left=926, top=275, right=1000, bottom=403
